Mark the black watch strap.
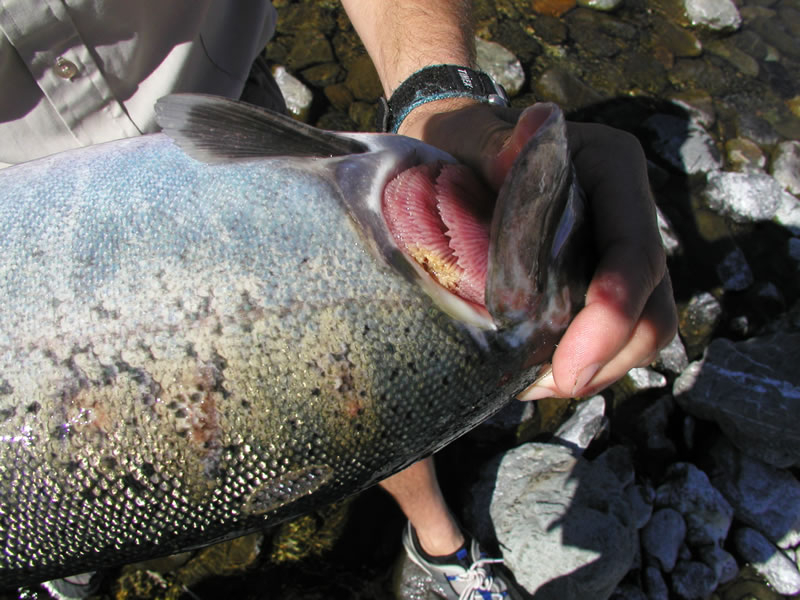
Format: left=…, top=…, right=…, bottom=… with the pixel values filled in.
left=377, top=64, right=509, bottom=133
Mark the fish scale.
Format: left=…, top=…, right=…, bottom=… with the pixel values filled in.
left=0, top=95, right=587, bottom=588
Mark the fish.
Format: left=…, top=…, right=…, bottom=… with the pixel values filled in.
left=0, top=94, right=588, bottom=588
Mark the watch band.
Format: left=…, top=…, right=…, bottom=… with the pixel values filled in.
left=377, top=64, right=510, bottom=133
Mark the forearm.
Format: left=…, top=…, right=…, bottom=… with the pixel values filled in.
left=339, top=0, right=476, bottom=96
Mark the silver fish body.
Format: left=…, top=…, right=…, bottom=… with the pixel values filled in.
left=0, top=96, right=587, bottom=587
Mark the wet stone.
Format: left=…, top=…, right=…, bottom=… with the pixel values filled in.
left=730, top=29, right=769, bottom=61
left=323, top=82, right=353, bottom=112
left=475, top=36, right=525, bottom=97
left=610, top=583, right=648, bottom=600
left=489, top=20, right=543, bottom=63
left=748, top=15, right=800, bottom=59
left=652, top=20, right=703, bottom=58
left=343, top=54, right=382, bottom=102
left=273, top=65, right=313, bottom=122
left=671, top=560, right=719, bottom=599
left=642, top=508, right=687, bottom=571
left=775, top=192, right=800, bottom=232
left=668, top=91, right=716, bottom=128
left=531, top=14, right=568, bottom=43
left=668, top=58, right=730, bottom=96
left=771, top=140, right=800, bottom=195
left=677, top=292, right=722, bottom=359
left=300, top=63, right=342, bottom=88
left=531, top=0, right=578, bottom=17
left=725, top=137, right=766, bottom=173
left=552, top=395, right=606, bottom=454
left=705, top=39, right=759, bottom=77
left=733, top=527, right=800, bottom=595
left=683, top=0, right=743, bottom=29
left=285, top=31, right=334, bottom=71
left=703, top=172, right=784, bottom=223
left=534, top=67, right=604, bottom=111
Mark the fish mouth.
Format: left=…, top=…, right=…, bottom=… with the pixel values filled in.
left=382, top=161, right=493, bottom=311
left=378, top=103, right=588, bottom=341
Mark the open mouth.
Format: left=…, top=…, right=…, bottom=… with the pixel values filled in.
left=382, top=162, right=494, bottom=308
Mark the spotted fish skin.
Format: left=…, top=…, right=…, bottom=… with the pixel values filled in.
left=0, top=96, right=587, bottom=588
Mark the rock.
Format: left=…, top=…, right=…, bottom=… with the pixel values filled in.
left=725, top=137, right=766, bottom=173
left=273, top=66, right=314, bottom=122
left=636, top=395, right=677, bottom=457
left=577, top=0, right=623, bottom=11
left=705, top=39, right=759, bottom=77
left=532, top=0, right=577, bottom=17
left=652, top=20, right=703, bottom=59
left=300, top=62, right=342, bottom=88
left=775, top=192, right=800, bottom=232
left=642, top=508, right=687, bottom=571
left=707, top=437, right=800, bottom=549
left=733, top=527, right=800, bottom=595
left=716, top=246, right=753, bottom=291
left=790, top=237, right=800, bottom=266
left=593, top=445, right=636, bottom=489
left=656, top=206, right=681, bottom=255
left=683, top=0, right=742, bottom=30
left=642, top=114, right=722, bottom=175
left=668, top=92, right=716, bottom=128
left=285, top=31, right=334, bottom=70
left=654, top=333, right=689, bottom=375
left=488, top=21, right=543, bottom=64
left=677, top=292, right=722, bottom=359
left=674, top=332, right=800, bottom=468
left=654, top=463, right=733, bottom=546
left=469, top=443, right=637, bottom=599
left=553, top=395, right=607, bottom=454
left=534, top=67, right=604, bottom=111
left=610, top=583, right=648, bottom=600
left=629, top=367, right=669, bottom=391
left=771, top=140, right=800, bottom=195
left=696, top=542, right=739, bottom=584
left=703, top=171, right=791, bottom=223
left=627, top=482, right=655, bottom=529
left=670, top=560, right=719, bottom=599
left=532, top=15, right=568, bottom=44
left=344, top=54, right=383, bottom=102
left=643, top=566, right=670, bottom=600
left=475, top=37, right=525, bottom=97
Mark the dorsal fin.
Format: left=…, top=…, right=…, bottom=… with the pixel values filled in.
left=154, top=94, right=367, bottom=163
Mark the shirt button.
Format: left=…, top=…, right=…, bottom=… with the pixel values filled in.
left=54, top=57, right=78, bottom=80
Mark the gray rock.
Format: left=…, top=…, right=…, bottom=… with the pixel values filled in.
left=654, top=463, right=733, bottom=546
left=553, top=395, right=607, bottom=454
left=273, top=65, right=314, bottom=121
left=469, top=443, right=636, bottom=600
left=668, top=93, right=715, bottom=129
left=642, top=508, right=687, bottom=571
left=716, top=246, right=753, bottom=291
left=656, top=206, right=681, bottom=256
left=670, top=560, right=719, bottom=599
left=475, top=37, right=525, bottom=97
left=733, top=527, right=800, bottom=595
left=643, top=115, right=722, bottom=175
left=627, top=368, right=668, bottom=391
left=609, top=583, right=647, bottom=600
left=674, top=332, right=800, bottom=468
left=775, top=192, right=800, bottom=233
left=627, top=482, right=655, bottom=530
left=696, top=542, right=739, bottom=584
left=678, top=292, right=722, bottom=359
left=772, top=140, right=800, bottom=195
left=534, top=68, right=604, bottom=111
left=708, top=437, right=800, bottom=549
left=683, top=0, right=742, bottom=29
left=636, top=395, right=677, bottom=456
left=790, top=238, right=800, bottom=266
left=643, top=566, right=669, bottom=600
left=593, top=445, right=636, bottom=489
left=703, top=171, right=785, bottom=223
left=654, top=333, right=689, bottom=375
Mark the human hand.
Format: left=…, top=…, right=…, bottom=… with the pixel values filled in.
left=398, top=100, right=678, bottom=399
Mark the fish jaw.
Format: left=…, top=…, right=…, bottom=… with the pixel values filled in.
left=486, top=103, right=590, bottom=354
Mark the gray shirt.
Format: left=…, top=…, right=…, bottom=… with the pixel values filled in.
left=0, top=0, right=276, bottom=167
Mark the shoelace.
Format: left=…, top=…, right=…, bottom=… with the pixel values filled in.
left=456, top=557, right=505, bottom=600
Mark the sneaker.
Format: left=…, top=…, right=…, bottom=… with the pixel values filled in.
left=402, top=522, right=524, bottom=600
left=41, top=571, right=102, bottom=600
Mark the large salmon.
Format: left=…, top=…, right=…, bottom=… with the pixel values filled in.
left=0, top=95, right=587, bottom=587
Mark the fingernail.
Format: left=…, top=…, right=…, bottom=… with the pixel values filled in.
left=517, top=368, right=557, bottom=401
left=572, top=363, right=601, bottom=397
